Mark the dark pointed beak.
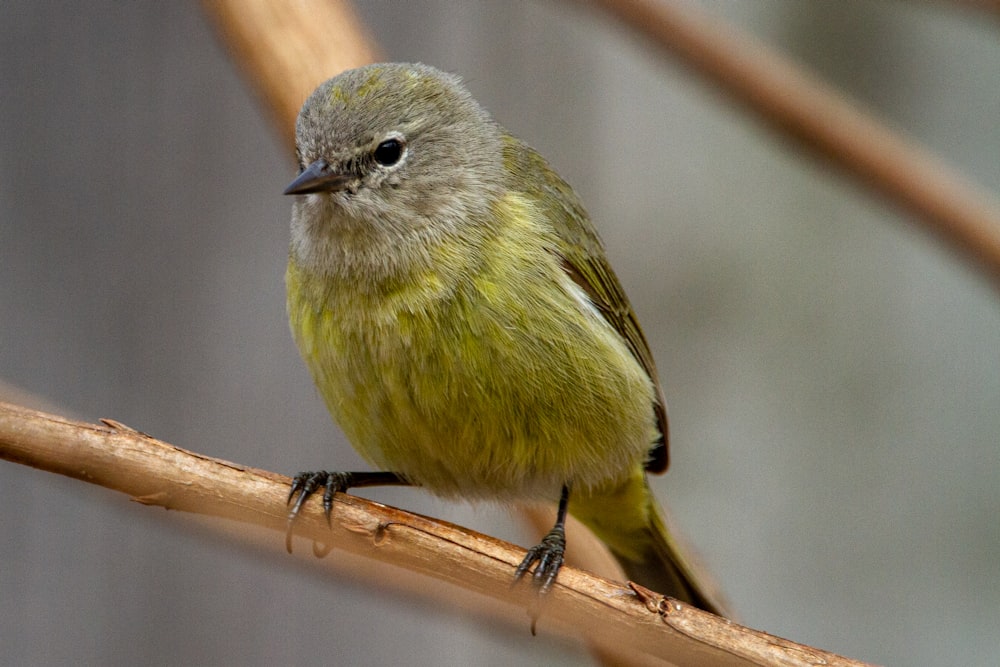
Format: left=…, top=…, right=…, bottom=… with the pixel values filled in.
left=283, top=159, right=352, bottom=195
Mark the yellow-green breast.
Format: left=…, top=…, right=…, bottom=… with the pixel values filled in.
left=287, top=191, right=656, bottom=501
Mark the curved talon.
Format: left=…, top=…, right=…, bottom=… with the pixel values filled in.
left=285, top=471, right=351, bottom=553
left=283, top=471, right=410, bottom=554
left=514, top=486, right=571, bottom=598
left=287, top=473, right=305, bottom=505
left=513, top=524, right=566, bottom=595
left=322, top=472, right=349, bottom=522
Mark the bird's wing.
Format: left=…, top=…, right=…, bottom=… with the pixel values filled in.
left=503, top=136, right=669, bottom=472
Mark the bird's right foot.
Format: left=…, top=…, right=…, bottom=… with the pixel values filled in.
left=284, top=470, right=410, bottom=553
left=285, top=470, right=354, bottom=553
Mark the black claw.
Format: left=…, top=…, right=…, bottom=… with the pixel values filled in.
left=285, top=471, right=352, bottom=553
left=514, top=525, right=567, bottom=595
left=322, top=474, right=341, bottom=522
left=513, top=485, right=571, bottom=601
left=287, top=477, right=302, bottom=505
left=284, top=471, right=409, bottom=554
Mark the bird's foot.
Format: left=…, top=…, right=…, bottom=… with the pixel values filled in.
left=513, top=523, right=566, bottom=596
left=285, top=470, right=354, bottom=553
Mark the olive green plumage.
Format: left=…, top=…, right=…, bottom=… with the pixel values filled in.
left=285, top=63, right=725, bottom=616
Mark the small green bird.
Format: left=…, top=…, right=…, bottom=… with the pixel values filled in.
left=284, top=62, right=725, bottom=616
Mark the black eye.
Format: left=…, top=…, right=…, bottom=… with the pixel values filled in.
left=373, top=138, right=404, bottom=166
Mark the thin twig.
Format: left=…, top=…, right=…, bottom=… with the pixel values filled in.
left=582, top=0, right=1000, bottom=291
left=0, top=401, right=874, bottom=666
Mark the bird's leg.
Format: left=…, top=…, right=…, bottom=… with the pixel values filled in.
left=514, top=484, right=570, bottom=595
left=285, top=470, right=409, bottom=553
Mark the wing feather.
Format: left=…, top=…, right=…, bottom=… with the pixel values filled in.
left=502, top=135, right=669, bottom=472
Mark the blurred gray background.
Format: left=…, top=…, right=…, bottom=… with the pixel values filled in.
left=2, top=1, right=998, bottom=665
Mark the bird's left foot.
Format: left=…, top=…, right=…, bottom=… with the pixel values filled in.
left=513, top=522, right=566, bottom=596
left=514, top=485, right=571, bottom=599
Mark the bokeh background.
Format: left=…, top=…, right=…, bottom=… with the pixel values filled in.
left=2, top=1, right=998, bottom=665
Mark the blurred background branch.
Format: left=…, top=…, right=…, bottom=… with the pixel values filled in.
left=585, top=0, right=1000, bottom=291
left=202, top=0, right=379, bottom=149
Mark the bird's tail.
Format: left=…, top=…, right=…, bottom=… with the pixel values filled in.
left=569, top=472, right=730, bottom=617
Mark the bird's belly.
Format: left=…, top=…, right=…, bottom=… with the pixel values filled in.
left=293, top=285, right=656, bottom=501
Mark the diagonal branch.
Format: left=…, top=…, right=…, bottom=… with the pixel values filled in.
left=0, top=400, right=873, bottom=667
left=202, top=0, right=379, bottom=150
left=582, top=0, right=1000, bottom=291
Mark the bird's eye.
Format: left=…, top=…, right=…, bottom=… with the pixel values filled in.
left=373, top=138, right=404, bottom=166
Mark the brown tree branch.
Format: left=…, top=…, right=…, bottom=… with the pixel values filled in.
left=0, top=401, right=873, bottom=667
left=201, top=0, right=380, bottom=149
left=582, top=0, right=1000, bottom=292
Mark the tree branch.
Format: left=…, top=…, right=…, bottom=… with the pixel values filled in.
left=0, top=401, right=873, bottom=666
left=582, top=0, right=1000, bottom=291
left=201, top=0, right=380, bottom=149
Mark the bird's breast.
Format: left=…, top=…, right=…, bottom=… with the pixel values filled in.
left=286, top=199, right=656, bottom=499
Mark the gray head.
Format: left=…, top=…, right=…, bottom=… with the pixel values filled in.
left=285, top=63, right=509, bottom=277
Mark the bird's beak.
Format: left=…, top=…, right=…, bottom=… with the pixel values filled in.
left=283, top=159, right=352, bottom=195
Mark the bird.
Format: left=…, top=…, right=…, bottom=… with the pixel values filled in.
left=282, top=62, right=726, bottom=617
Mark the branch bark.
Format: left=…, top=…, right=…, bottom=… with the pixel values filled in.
left=0, top=401, right=873, bottom=667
